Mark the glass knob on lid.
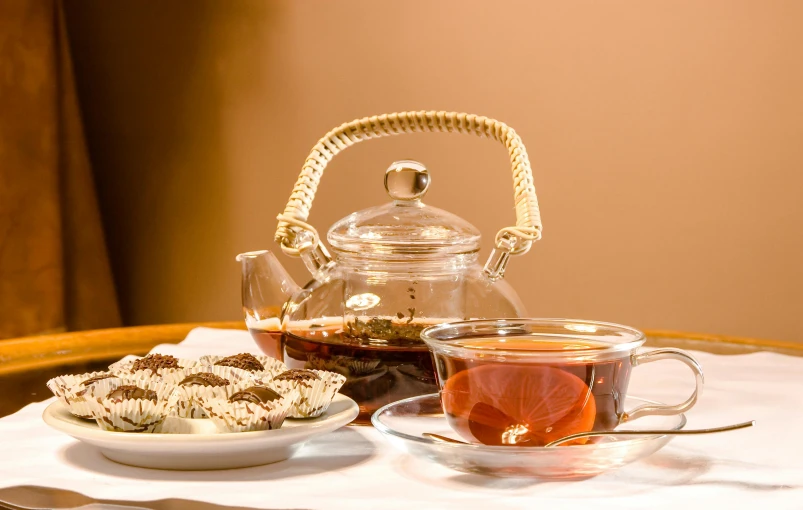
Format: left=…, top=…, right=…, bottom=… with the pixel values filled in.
left=327, top=160, right=481, bottom=257
left=385, top=160, right=430, bottom=202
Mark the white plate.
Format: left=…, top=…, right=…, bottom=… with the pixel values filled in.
left=43, top=394, right=358, bottom=470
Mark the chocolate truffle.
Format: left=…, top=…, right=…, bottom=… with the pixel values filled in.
left=229, top=385, right=283, bottom=404
left=273, top=369, right=320, bottom=382
left=214, top=353, right=264, bottom=372
left=131, top=354, right=181, bottom=373
left=106, top=385, right=158, bottom=402
left=80, top=373, right=115, bottom=386
left=179, top=372, right=230, bottom=387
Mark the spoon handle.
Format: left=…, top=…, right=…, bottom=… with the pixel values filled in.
left=544, top=420, right=755, bottom=447
left=423, top=421, right=755, bottom=447
left=423, top=433, right=470, bottom=444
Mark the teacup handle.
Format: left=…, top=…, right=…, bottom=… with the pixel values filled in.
left=622, top=348, right=705, bottom=423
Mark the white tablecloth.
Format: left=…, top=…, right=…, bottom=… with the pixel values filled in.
left=1, top=327, right=802, bottom=509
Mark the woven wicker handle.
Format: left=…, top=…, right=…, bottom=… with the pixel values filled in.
left=275, top=111, right=542, bottom=257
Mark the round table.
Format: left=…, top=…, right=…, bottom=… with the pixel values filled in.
left=0, top=323, right=800, bottom=510
left=2, top=321, right=801, bottom=418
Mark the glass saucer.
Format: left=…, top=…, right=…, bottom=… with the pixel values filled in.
left=371, top=393, right=686, bottom=479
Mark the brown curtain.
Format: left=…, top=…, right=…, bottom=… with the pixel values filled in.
left=0, top=0, right=121, bottom=338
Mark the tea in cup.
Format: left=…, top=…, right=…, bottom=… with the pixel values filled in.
left=421, top=319, right=704, bottom=447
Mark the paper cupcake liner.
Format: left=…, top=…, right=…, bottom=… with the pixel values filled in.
left=107, top=355, right=140, bottom=373
left=199, top=354, right=287, bottom=379
left=66, top=375, right=125, bottom=400
left=109, top=356, right=198, bottom=382
left=108, top=365, right=191, bottom=388
left=193, top=364, right=261, bottom=385
left=47, top=372, right=115, bottom=419
left=304, top=354, right=351, bottom=377
left=91, top=397, right=175, bottom=433
left=268, top=370, right=346, bottom=419
left=200, top=390, right=298, bottom=433
left=64, top=376, right=128, bottom=420
left=304, top=355, right=378, bottom=376
left=348, top=358, right=381, bottom=375
left=88, top=381, right=181, bottom=433
left=304, top=353, right=329, bottom=371
left=47, top=372, right=109, bottom=404
left=172, top=367, right=253, bottom=419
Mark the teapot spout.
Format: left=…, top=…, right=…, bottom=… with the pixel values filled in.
left=236, top=250, right=300, bottom=326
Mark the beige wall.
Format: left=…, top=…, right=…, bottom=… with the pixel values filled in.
left=64, top=1, right=803, bottom=341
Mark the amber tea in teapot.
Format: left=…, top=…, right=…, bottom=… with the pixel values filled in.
left=282, top=318, right=442, bottom=423
left=247, top=317, right=283, bottom=360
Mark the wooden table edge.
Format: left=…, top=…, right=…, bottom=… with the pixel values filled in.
left=0, top=322, right=245, bottom=375
left=643, top=328, right=803, bottom=352
left=0, top=322, right=799, bottom=375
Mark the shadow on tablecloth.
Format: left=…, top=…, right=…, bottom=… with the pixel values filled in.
left=59, top=426, right=374, bottom=482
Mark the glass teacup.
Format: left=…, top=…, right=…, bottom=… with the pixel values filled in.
left=421, top=319, right=704, bottom=447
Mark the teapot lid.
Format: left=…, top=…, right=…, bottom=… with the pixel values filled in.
left=327, top=161, right=481, bottom=257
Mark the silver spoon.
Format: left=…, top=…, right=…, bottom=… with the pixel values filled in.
left=424, top=420, right=755, bottom=448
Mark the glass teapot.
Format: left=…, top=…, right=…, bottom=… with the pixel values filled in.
left=239, top=111, right=543, bottom=423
